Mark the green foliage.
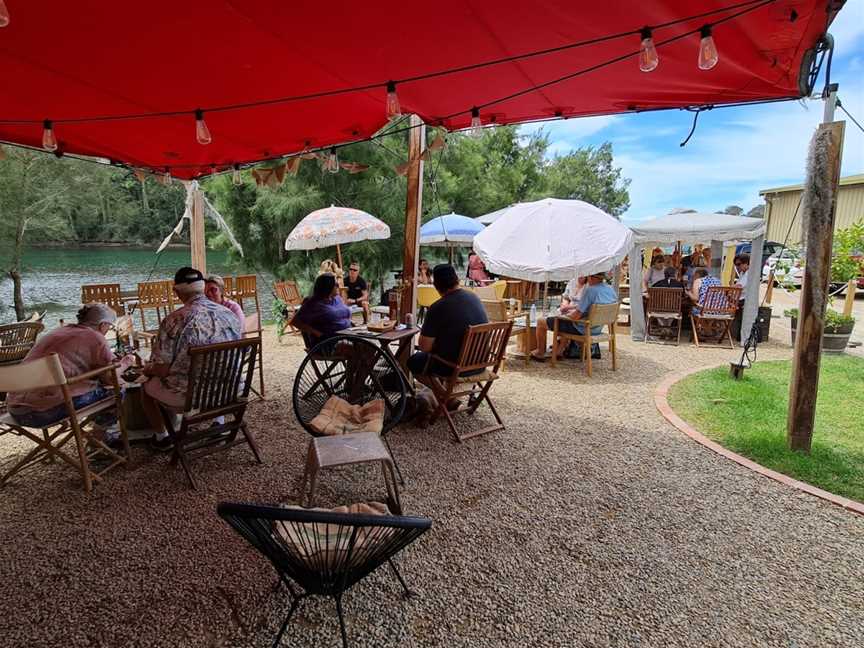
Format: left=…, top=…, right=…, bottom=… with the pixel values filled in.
left=782, top=307, right=855, bottom=329
left=207, top=127, right=631, bottom=299
left=669, top=357, right=864, bottom=502
left=831, top=220, right=864, bottom=283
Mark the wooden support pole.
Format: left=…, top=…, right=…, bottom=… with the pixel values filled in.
left=401, top=114, right=425, bottom=321
left=190, top=183, right=207, bottom=275
left=787, top=120, right=845, bottom=453
left=721, top=245, right=736, bottom=285
left=843, top=279, right=856, bottom=317
left=765, top=268, right=775, bottom=304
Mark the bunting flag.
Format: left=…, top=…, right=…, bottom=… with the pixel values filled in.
left=251, top=161, right=288, bottom=188
left=286, top=157, right=302, bottom=175
left=0, top=144, right=6, bottom=161
left=133, top=169, right=146, bottom=183
left=428, top=131, right=447, bottom=151
left=339, top=161, right=369, bottom=174
left=394, top=161, right=410, bottom=176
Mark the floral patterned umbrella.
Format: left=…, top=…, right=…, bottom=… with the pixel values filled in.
left=284, top=205, right=390, bottom=268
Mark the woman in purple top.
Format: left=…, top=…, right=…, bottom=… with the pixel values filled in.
left=294, top=273, right=352, bottom=341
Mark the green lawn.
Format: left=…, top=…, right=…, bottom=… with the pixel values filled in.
left=668, top=356, right=864, bottom=503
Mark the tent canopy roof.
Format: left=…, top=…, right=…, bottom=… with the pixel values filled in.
left=0, top=1, right=839, bottom=178
left=629, top=209, right=766, bottom=245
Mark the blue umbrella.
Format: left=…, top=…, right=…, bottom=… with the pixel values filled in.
left=419, top=213, right=484, bottom=247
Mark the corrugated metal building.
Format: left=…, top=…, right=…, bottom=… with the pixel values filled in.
left=760, top=174, right=864, bottom=246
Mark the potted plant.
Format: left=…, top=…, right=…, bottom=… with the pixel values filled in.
left=784, top=307, right=855, bottom=353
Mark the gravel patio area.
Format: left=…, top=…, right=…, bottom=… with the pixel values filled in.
left=1, top=328, right=862, bottom=648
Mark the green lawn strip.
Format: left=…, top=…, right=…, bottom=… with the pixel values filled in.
left=668, top=356, right=864, bottom=503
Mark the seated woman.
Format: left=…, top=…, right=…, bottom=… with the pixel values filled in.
left=467, top=251, right=490, bottom=284
left=7, top=303, right=126, bottom=430
left=292, top=273, right=352, bottom=344
left=417, top=258, right=432, bottom=285
left=642, top=255, right=666, bottom=292
left=689, top=268, right=721, bottom=315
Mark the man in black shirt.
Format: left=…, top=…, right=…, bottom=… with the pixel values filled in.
left=652, top=266, right=686, bottom=289
left=344, top=261, right=370, bottom=323
left=408, top=264, right=488, bottom=377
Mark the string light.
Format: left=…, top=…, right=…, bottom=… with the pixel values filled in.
left=469, top=107, right=482, bottom=138
left=232, top=164, right=242, bottom=186
left=0, top=1, right=9, bottom=27
left=327, top=147, right=339, bottom=173
left=195, top=109, right=212, bottom=145
left=41, top=120, right=58, bottom=151
left=162, top=167, right=172, bottom=185
left=639, top=28, right=659, bottom=72
left=386, top=81, right=401, bottom=119
left=698, top=25, right=719, bottom=70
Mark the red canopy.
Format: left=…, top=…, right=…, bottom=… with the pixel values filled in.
left=0, top=1, right=840, bottom=178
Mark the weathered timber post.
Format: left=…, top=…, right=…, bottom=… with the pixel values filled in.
left=401, top=115, right=425, bottom=321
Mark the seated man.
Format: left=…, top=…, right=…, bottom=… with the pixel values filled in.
left=292, top=273, right=352, bottom=343
left=205, top=275, right=244, bottom=327
left=531, top=273, right=617, bottom=362
left=7, top=303, right=125, bottom=434
left=652, top=266, right=685, bottom=289
left=734, top=253, right=750, bottom=290
left=408, top=264, right=488, bottom=378
left=344, top=261, right=371, bottom=323
left=141, top=267, right=242, bottom=449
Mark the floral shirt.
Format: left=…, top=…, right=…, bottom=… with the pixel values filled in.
left=151, top=294, right=241, bottom=394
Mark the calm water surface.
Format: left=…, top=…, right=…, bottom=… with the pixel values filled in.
left=0, top=247, right=273, bottom=327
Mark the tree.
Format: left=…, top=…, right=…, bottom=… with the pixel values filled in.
left=746, top=204, right=765, bottom=219
left=721, top=205, right=744, bottom=215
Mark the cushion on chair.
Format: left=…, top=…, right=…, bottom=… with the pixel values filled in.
left=309, top=396, right=385, bottom=436
left=272, top=501, right=393, bottom=567
left=454, top=369, right=498, bottom=383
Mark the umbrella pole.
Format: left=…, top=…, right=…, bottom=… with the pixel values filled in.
left=335, top=243, right=344, bottom=272
left=449, top=246, right=454, bottom=264
left=543, top=280, right=549, bottom=315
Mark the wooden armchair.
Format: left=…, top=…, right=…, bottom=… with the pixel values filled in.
left=481, top=298, right=529, bottom=367
left=646, top=287, right=684, bottom=345
left=0, top=321, right=44, bottom=366
left=135, top=280, right=174, bottom=345
left=81, top=283, right=126, bottom=317
left=0, top=354, right=130, bottom=492
left=159, top=338, right=262, bottom=490
left=691, top=285, right=742, bottom=348
left=234, top=274, right=260, bottom=313
left=244, top=312, right=266, bottom=398
left=415, top=321, right=513, bottom=443
left=550, top=302, right=620, bottom=376
left=273, top=280, right=303, bottom=336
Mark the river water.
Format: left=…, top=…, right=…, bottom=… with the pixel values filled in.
left=0, top=247, right=272, bottom=327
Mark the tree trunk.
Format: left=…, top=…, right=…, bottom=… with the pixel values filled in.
left=9, top=270, right=25, bottom=321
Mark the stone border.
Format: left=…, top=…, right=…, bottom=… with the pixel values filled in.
left=655, top=364, right=864, bottom=516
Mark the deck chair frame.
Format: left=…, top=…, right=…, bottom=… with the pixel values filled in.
left=273, top=281, right=303, bottom=336
left=0, top=354, right=130, bottom=493
left=244, top=312, right=266, bottom=398
left=159, top=338, right=262, bottom=490
left=415, top=320, right=513, bottom=443
left=691, top=286, right=742, bottom=348
left=550, top=302, right=620, bottom=377
left=480, top=298, right=529, bottom=368
left=81, top=283, right=126, bottom=317
left=645, top=287, right=684, bottom=346
left=135, top=280, right=174, bottom=346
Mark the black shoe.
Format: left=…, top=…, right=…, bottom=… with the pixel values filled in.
left=590, top=343, right=601, bottom=360
left=149, top=435, right=173, bottom=452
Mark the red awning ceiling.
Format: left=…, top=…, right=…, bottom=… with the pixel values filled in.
left=0, top=0, right=839, bottom=179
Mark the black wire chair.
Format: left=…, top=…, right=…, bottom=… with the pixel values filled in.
left=217, top=501, right=432, bottom=648
left=292, top=334, right=408, bottom=480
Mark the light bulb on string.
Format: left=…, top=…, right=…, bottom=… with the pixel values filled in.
left=386, top=81, right=401, bottom=119
left=469, top=107, right=482, bottom=138
left=195, top=109, right=212, bottom=145
left=639, top=28, right=659, bottom=72
left=698, top=25, right=719, bottom=70
left=327, top=148, right=339, bottom=174
left=42, top=120, right=58, bottom=152
left=163, top=167, right=172, bottom=185
left=0, top=1, right=9, bottom=27
left=232, top=165, right=242, bottom=186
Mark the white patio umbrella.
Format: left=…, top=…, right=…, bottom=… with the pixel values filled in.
left=475, top=204, right=512, bottom=225
left=473, top=198, right=633, bottom=309
left=284, top=204, right=390, bottom=268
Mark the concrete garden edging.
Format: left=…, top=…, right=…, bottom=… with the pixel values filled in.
left=655, top=364, right=864, bottom=516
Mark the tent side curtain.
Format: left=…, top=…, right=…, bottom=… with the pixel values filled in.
left=0, top=1, right=840, bottom=178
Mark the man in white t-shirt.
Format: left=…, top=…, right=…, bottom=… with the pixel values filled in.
left=735, top=253, right=750, bottom=290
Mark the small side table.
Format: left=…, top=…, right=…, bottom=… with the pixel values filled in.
left=299, top=432, right=402, bottom=514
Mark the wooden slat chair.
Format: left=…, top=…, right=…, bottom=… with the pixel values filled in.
left=550, top=302, right=620, bottom=377
left=0, top=321, right=44, bottom=366
left=481, top=298, right=529, bottom=368
left=222, top=275, right=236, bottom=299
left=135, top=280, right=174, bottom=345
left=415, top=321, right=513, bottom=443
left=159, top=338, right=262, bottom=490
left=81, top=283, right=126, bottom=317
left=691, top=285, right=743, bottom=348
left=244, top=312, right=266, bottom=398
left=217, top=501, right=432, bottom=648
left=234, top=274, right=260, bottom=313
left=273, top=280, right=303, bottom=336
left=646, top=287, right=684, bottom=345
left=0, top=354, right=130, bottom=493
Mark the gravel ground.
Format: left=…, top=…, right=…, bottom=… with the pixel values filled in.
left=1, top=327, right=862, bottom=648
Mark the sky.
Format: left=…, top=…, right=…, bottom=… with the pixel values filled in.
left=519, top=0, right=864, bottom=226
